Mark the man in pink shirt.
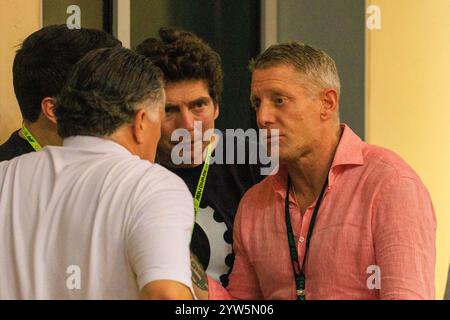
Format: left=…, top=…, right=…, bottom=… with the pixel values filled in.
left=206, top=42, right=436, bottom=300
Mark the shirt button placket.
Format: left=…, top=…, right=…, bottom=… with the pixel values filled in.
left=298, top=208, right=312, bottom=261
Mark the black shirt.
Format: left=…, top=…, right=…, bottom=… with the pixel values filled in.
left=164, top=132, right=264, bottom=287
left=0, top=130, right=34, bottom=162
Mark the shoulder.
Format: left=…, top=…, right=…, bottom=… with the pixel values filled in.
left=121, top=159, right=191, bottom=195
left=115, top=160, right=194, bottom=229
left=361, top=142, right=422, bottom=183
left=132, top=160, right=192, bottom=202
left=363, top=145, right=436, bottom=233
left=148, top=163, right=191, bottom=191
left=360, top=142, right=431, bottom=204
left=129, top=163, right=194, bottom=230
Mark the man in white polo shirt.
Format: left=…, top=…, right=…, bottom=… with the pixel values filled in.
left=0, top=47, right=194, bottom=299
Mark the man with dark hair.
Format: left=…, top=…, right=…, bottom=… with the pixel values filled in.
left=0, top=47, right=194, bottom=299
left=136, top=28, right=263, bottom=294
left=208, top=42, right=436, bottom=300
left=0, top=24, right=121, bottom=161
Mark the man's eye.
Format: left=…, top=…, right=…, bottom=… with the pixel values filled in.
left=194, top=102, right=206, bottom=108
left=165, top=107, right=177, bottom=113
left=251, top=100, right=260, bottom=109
left=274, top=97, right=285, bottom=106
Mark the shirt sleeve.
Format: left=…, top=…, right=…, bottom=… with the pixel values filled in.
left=126, top=168, right=195, bottom=292
left=372, top=175, right=436, bottom=299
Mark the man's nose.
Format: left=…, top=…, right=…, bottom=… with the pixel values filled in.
left=177, top=109, right=195, bottom=131
left=256, top=100, right=274, bottom=129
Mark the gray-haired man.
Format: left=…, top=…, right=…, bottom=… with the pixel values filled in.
left=0, top=47, right=194, bottom=299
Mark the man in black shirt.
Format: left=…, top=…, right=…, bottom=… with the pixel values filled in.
left=137, top=28, right=265, bottom=290
left=0, top=25, right=121, bottom=162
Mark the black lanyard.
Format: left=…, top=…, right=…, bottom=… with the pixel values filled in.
left=285, top=175, right=328, bottom=300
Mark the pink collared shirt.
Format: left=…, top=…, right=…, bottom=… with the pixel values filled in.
left=210, top=124, right=436, bottom=300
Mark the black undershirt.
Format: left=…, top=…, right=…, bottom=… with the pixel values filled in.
left=0, top=130, right=34, bottom=162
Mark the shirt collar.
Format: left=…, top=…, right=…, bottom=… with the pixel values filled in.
left=270, top=124, right=364, bottom=196
left=331, top=124, right=364, bottom=169
left=62, top=135, right=132, bottom=156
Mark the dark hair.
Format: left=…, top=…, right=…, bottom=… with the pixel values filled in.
left=13, top=25, right=122, bottom=123
left=55, top=47, right=164, bottom=138
left=135, top=27, right=223, bottom=104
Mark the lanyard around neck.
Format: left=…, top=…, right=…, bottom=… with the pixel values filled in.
left=193, top=143, right=213, bottom=221
left=20, top=123, right=42, bottom=151
left=285, top=175, right=328, bottom=300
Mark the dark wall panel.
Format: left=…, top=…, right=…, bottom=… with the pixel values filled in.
left=278, top=0, right=366, bottom=138
left=42, top=0, right=105, bottom=30
left=131, top=0, right=260, bottom=130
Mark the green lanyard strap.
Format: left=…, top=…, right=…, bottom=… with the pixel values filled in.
left=20, top=123, right=42, bottom=151
left=193, top=143, right=213, bottom=221
left=285, top=175, right=328, bottom=300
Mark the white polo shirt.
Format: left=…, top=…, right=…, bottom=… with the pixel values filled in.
left=0, top=136, right=194, bottom=299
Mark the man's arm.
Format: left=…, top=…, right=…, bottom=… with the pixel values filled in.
left=190, top=252, right=209, bottom=300
left=373, top=175, right=436, bottom=299
left=140, top=280, right=193, bottom=300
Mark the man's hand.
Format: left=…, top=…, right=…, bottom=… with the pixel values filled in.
left=191, top=252, right=209, bottom=300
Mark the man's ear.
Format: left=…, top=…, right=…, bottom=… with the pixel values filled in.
left=41, top=97, right=57, bottom=124
left=213, top=103, right=220, bottom=120
left=132, top=108, right=149, bottom=144
left=320, top=89, right=339, bottom=120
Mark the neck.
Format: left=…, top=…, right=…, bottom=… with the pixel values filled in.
left=287, top=125, right=342, bottom=199
left=108, top=127, right=154, bottom=162
left=20, top=119, right=62, bottom=147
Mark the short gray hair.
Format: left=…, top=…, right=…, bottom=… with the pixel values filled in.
left=250, top=42, right=340, bottom=98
